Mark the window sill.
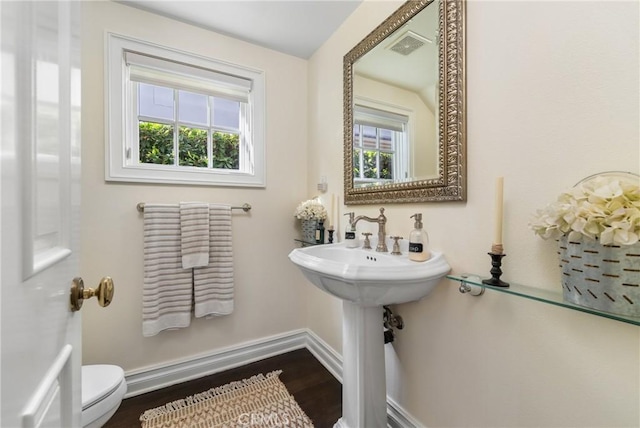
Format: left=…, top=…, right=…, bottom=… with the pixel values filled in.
left=106, top=164, right=265, bottom=188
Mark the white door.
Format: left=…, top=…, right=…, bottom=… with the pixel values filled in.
left=1, top=1, right=83, bottom=426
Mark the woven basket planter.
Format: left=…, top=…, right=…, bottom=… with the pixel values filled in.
left=558, top=235, right=640, bottom=316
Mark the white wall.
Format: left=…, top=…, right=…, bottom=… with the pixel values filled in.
left=80, top=1, right=311, bottom=371
left=308, top=0, right=640, bottom=427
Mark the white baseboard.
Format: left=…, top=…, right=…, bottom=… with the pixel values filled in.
left=303, top=329, right=343, bottom=383
left=124, top=329, right=309, bottom=397
left=387, top=397, right=425, bottom=428
left=123, top=328, right=419, bottom=428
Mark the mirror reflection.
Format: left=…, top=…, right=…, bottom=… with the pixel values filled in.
left=352, top=1, right=439, bottom=187
left=344, top=0, right=466, bottom=204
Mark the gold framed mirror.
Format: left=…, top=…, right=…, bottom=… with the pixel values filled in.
left=344, top=0, right=465, bottom=204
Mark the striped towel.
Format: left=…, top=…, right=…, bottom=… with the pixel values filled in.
left=194, top=204, right=234, bottom=318
left=142, top=204, right=192, bottom=337
left=180, top=202, right=210, bottom=269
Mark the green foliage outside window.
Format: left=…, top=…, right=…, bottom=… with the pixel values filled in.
left=212, top=131, right=240, bottom=170
left=139, top=122, right=174, bottom=165
left=379, top=152, right=392, bottom=179
left=139, top=122, right=239, bottom=169
left=354, top=150, right=393, bottom=180
left=178, top=127, right=207, bottom=167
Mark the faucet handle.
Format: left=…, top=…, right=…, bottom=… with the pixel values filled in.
left=390, top=236, right=403, bottom=255
left=361, top=232, right=372, bottom=249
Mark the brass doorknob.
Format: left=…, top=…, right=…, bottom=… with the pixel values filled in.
left=69, top=277, right=114, bottom=312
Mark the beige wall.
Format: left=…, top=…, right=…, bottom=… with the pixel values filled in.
left=80, top=1, right=310, bottom=371
left=308, top=0, right=640, bottom=427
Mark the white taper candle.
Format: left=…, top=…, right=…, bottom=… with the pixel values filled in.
left=494, top=176, right=504, bottom=246
left=330, top=193, right=335, bottom=229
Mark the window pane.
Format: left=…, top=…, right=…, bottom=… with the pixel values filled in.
left=178, top=126, right=208, bottom=167
left=380, top=152, right=393, bottom=179
left=353, top=148, right=361, bottom=178
left=212, top=98, right=240, bottom=130
left=362, top=126, right=377, bottom=150
left=212, top=131, right=240, bottom=169
left=139, top=121, right=174, bottom=165
left=379, top=128, right=394, bottom=151
left=363, top=151, right=377, bottom=179
left=138, top=83, right=174, bottom=121
left=178, top=90, right=208, bottom=126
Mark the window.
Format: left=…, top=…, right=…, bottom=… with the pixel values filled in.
left=353, top=105, right=408, bottom=186
left=106, top=33, right=265, bottom=186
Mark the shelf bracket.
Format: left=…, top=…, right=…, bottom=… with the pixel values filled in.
left=457, top=274, right=485, bottom=297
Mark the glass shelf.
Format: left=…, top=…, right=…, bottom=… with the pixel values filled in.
left=447, top=274, right=640, bottom=327
left=294, top=239, right=325, bottom=247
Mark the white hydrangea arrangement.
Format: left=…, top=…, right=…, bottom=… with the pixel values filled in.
left=529, top=174, right=640, bottom=246
left=294, top=199, right=328, bottom=221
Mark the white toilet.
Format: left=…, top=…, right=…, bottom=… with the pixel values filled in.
left=81, top=365, right=127, bottom=428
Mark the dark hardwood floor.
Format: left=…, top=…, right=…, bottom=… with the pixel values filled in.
left=105, top=348, right=342, bottom=428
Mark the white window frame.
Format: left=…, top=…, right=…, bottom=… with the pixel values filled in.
left=105, top=33, right=266, bottom=187
left=353, top=99, right=411, bottom=184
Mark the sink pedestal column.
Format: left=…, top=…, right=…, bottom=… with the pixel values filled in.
left=334, top=302, right=387, bottom=428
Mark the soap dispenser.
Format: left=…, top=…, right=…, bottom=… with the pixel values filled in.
left=344, top=212, right=359, bottom=248
left=408, top=213, right=430, bottom=262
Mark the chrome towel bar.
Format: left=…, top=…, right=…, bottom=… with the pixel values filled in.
left=136, top=202, right=251, bottom=213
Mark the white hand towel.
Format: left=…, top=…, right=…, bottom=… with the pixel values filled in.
left=194, top=204, right=234, bottom=318
left=142, top=204, right=192, bottom=337
left=180, top=202, right=210, bottom=269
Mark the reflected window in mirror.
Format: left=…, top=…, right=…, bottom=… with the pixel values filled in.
left=353, top=104, right=409, bottom=187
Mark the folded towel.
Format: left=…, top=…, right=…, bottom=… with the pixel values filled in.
left=180, top=202, right=210, bottom=269
left=142, top=204, right=193, bottom=337
left=193, top=204, right=234, bottom=318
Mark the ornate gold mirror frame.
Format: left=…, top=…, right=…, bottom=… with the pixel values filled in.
left=344, top=0, right=466, bottom=204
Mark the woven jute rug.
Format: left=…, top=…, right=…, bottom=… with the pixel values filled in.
left=139, top=370, right=314, bottom=428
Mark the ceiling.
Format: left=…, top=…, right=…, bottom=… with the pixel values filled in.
left=354, top=1, right=438, bottom=108
left=118, top=0, right=363, bottom=59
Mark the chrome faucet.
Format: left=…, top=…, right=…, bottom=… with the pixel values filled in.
left=353, top=207, right=388, bottom=252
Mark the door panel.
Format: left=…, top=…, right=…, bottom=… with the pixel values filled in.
left=1, top=1, right=82, bottom=426
left=22, top=345, right=73, bottom=428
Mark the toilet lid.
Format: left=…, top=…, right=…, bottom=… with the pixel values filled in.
left=82, top=365, right=125, bottom=409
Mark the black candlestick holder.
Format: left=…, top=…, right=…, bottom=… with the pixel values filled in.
left=482, top=252, right=510, bottom=287
left=327, top=228, right=334, bottom=244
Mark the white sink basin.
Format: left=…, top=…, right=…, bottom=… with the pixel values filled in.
left=288, top=240, right=450, bottom=306
left=289, top=238, right=450, bottom=427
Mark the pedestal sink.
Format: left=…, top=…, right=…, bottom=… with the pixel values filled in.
left=288, top=239, right=450, bottom=428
